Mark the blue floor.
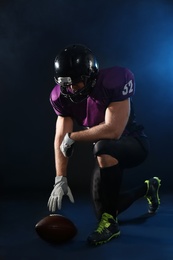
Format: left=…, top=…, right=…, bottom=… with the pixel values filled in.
left=0, top=191, right=173, bottom=260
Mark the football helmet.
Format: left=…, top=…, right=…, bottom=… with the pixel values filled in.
left=54, top=44, right=99, bottom=103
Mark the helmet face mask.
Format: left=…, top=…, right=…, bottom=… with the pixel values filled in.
left=55, top=75, right=96, bottom=103
left=54, top=44, right=99, bottom=103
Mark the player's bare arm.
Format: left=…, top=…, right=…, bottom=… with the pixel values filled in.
left=54, top=116, right=73, bottom=176
left=70, top=98, right=130, bottom=142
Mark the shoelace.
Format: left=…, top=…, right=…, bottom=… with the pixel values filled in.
left=96, top=214, right=112, bottom=233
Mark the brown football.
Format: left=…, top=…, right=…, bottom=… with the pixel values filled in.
left=35, top=214, right=77, bottom=244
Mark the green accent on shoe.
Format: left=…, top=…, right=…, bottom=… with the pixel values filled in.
left=87, top=213, right=120, bottom=246
left=144, top=176, right=161, bottom=213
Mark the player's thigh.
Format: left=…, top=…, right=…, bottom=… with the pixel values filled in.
left=93, top=136, right=149, bottom=168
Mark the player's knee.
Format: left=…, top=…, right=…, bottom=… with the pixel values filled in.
left=93, top=140, right=109, bottom=156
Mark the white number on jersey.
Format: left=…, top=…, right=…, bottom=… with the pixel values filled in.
left=122, top=80, right=133, bottom=95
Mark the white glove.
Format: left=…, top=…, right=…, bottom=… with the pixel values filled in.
left=60, top=133, right=75, bottom=157
left=47, top=176, right=74, bottom=212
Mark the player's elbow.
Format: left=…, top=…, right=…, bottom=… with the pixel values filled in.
left=107, top=125, right=122, bottom=140
left=111, top=131, right=121, bottom=140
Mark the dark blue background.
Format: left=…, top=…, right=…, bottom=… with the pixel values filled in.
left=1, top=0, right=173, bottom=193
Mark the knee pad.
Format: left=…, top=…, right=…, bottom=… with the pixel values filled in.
left=93, top=140, right=112, bottom=156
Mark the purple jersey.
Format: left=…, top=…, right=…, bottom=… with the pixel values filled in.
left=50, top=66, right=135, bottom=128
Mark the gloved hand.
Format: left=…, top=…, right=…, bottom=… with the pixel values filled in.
left=47, top=176, right=74, bottom=212
left=60, top=133, right=75, bottom=157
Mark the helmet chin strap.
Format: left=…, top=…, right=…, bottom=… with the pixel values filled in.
left=68, top=95, right=88, bottom=103
left=62, top=87, right=89, bottom=103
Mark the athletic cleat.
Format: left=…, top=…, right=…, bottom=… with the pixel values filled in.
left=144, top=177, right=161, bottom=213
left=87, top=213, right=120, bottom=246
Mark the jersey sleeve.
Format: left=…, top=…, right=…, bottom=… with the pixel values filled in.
left=109, top=68, right=135, bottom=102
left=49, top=85, right=70, bottom=116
